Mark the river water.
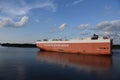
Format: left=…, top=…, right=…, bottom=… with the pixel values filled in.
left=0, top=47, right=120, bottom=80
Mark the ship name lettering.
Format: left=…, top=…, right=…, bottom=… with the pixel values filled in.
left=44, top=44, right=69, bottom=47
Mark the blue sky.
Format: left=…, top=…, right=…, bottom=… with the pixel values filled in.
left=0, top=0, right=120, bottom=44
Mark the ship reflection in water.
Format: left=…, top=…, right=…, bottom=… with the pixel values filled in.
left=37, top=51, right=112, bottom=71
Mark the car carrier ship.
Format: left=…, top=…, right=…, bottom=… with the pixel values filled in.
left=36, top=34, right=112, bottom=55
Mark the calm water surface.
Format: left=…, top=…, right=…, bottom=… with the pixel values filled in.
left=0, top=47, right=120, bottom=80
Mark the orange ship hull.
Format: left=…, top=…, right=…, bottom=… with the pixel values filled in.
left=36, top=39, right=112, bottom=55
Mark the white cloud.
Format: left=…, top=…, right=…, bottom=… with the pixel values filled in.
left=96, top=20, right=120, bottom=31
left=59, top=23, right=68, bottom=31
left=95, top=20, right=120, bottom=44
left=102, top=32, right=118, bottom=37
left=66, top=0, right=84, bottom=7
left=76, top=20, right=120, bottom=38
left=28, top=0, right=57, bottom=12
left=77, top=24, right=90, bottom=30
left=48, top=23, right=68, bottom=33
left=0, top=16, right=29, bottom=28
left=0, top=0, right=57, bottom=28
left=80, top=32, right=89, bottom=36
left=15, top=16, right=29, bottom=27
left=0, top=0, right=57, bottom=16
left=73, top=0, right=84, bottom=5
left=75, top=19, right=120, bottom=44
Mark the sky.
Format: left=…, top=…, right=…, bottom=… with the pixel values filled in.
left=0, top=0, right=120, bottom=44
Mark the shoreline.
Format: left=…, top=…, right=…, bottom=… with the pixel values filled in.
left=0, top=43, right=120, bottom=49
left=0, top=43, right=36, bottom=48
